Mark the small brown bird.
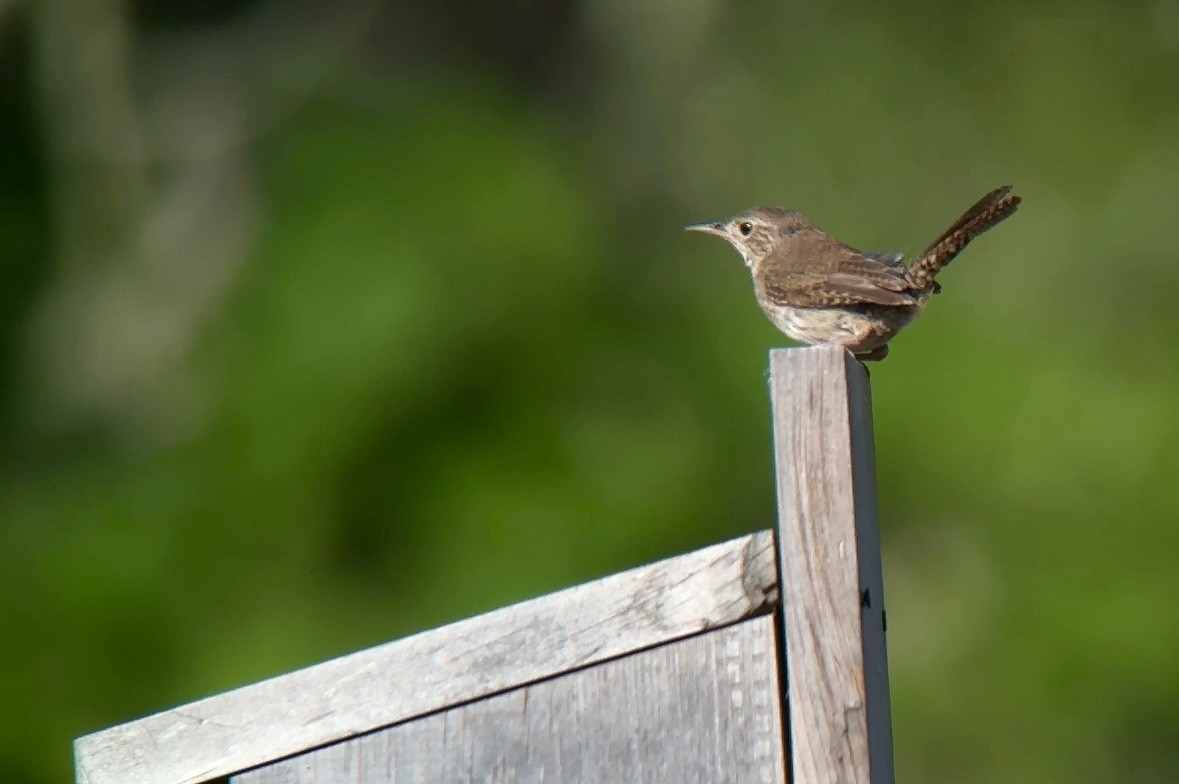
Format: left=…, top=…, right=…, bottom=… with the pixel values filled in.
left=687, top=186, right=1021, bottom=360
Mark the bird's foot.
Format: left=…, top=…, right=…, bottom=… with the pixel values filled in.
left=855, top=345, right=890, bottom=362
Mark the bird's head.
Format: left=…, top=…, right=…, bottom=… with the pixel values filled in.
left=686, top=207, right=813, bottom=268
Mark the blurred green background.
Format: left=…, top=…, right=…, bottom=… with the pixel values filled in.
left=3, top=0, right=1179, bottom=782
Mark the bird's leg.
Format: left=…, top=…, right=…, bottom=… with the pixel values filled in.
left=856, top=345, right=890, bottom=362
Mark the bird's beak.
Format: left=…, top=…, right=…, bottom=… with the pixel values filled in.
left=684, top=221, right=727, bottom=237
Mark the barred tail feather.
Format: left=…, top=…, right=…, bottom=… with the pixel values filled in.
left=919, top=185, right=1012, bottom=258
left=906, top=186, right=1021, bottom=291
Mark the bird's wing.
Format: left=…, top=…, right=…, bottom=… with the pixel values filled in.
left=756, top=232, right=922, bottom=308
left=763, top=253, right=920, bottom=308
left=863, top=250, right=905, bottom=267
left=863, top=248, right=943, bottom=294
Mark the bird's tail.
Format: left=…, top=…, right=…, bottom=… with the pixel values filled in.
left=906, top=185, right=1021, bottom=291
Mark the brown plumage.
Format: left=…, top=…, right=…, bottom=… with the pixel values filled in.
left=686, top=186, right=1022, bottom=360
left=905, top=185, right=1021, bottom=291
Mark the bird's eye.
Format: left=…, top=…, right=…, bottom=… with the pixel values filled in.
left=738, top=222, right=754, bottom=236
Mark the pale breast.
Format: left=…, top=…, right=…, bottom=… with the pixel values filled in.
left=760, top=301, right=922, bottom=352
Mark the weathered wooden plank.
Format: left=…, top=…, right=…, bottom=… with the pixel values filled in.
left=75, top=531, right=779, bottom=784
left=769, top=345, right=894, bottom=784
left=234, top=615, right=786, bottom=784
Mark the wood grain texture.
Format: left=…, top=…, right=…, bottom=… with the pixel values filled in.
left=75, top=532, right=779, bottom=784
left=769, top=345, right=894, bottom=784
left=234, top=615, right=786, bottom=784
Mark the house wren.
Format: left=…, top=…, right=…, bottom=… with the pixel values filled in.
left=687, top=185, right=1021, bottom=360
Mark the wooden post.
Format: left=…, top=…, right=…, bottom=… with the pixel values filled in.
left=73, top=533, right=783, bottom=784
left=72, top=345, right=899, bottom=784
left=770, top=345, right=895, bottom=784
